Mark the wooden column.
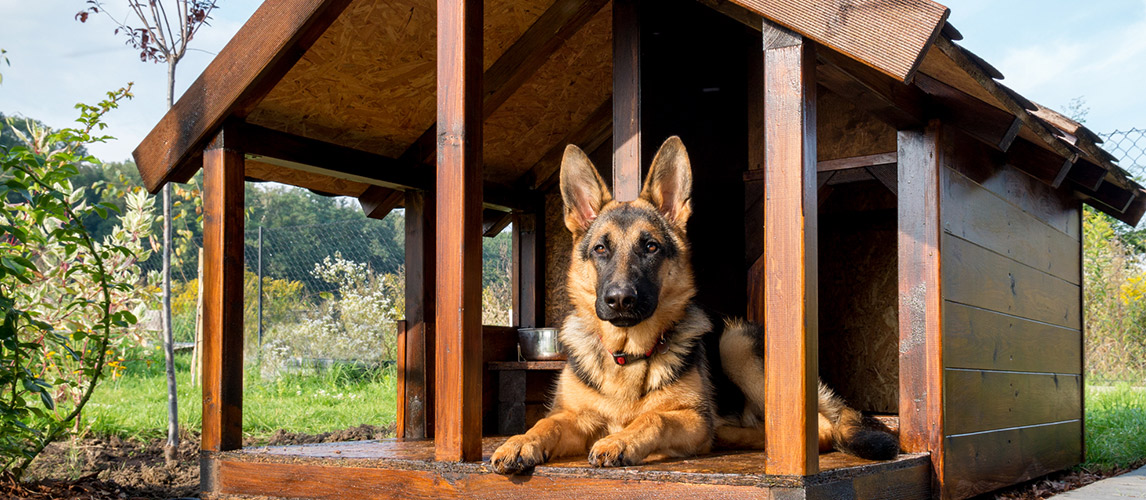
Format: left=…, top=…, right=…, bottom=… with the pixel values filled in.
left=760, top=20, right=818, bottom=476
left=435, top=0, right=483, bottom=462
left=612, top=0, right=642, bottom=201
left=897, top=121, right=944, bottom=483
left=201, top=128, right=245, bottom=453
left=401, top=190, right=436, bottom=439
left=512, top=213, right=544, bottom=328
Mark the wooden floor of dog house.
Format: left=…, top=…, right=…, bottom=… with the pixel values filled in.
left=203, top=434, right=931, bottom=500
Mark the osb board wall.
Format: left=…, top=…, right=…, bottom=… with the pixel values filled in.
left=544, top=190, right=573, bottom=327
left=247, top=0, right=552, bottom=159
left=483, top=3, right=613, bottom=183
left=818, top=181, right=899, bottom=414
left=817, top=90, right=897, bottom=162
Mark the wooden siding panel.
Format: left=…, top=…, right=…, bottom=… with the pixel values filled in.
left=941, top=234, right=1080, bottom=329
left=944, top=369, right=1080, bottom=435
left=944, top=421, right=1083, bottom=499
left=943, top=302, right=1080, bottom=374
left=941, top=167, right=1080, bottom=285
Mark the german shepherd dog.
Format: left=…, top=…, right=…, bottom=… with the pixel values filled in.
left=490, top=137, right=898, bottom=474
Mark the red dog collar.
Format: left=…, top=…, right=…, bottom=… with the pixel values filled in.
left=610, top=335, right=669, bottom=365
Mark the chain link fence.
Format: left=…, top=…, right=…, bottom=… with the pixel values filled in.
left=1102, top=128, right=1146, bottom=181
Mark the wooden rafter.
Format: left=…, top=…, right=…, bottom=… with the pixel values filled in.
left=134, top=0, right=353, bottom=193
left=612, top=0, right=643, bottom=202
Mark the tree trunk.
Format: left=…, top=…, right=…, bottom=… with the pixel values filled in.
left=162, top=57, right=180, bottom=467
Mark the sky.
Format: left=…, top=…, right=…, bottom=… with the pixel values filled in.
left=1, top=0, right=1145, bottom=163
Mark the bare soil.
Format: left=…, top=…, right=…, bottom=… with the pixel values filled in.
left=1, top=424, right=392, bottom=500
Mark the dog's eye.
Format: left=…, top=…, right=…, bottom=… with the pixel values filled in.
left=593, top=244, right=607, bottom=255
left=645, top=241, right=660, bottom=253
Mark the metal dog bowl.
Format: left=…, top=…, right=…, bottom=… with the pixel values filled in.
left=517, top=328, right=564, bottom=361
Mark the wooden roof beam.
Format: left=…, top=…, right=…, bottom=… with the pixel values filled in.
left=913, top=73, right=1022, bottom=153
left=133, top=0, right=353, bottom=193
left=817, top=49, right=927, bottom=130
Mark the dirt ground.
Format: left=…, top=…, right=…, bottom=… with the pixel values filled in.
left=1, top=429, right=1138, bottom=499
left=1, top=424, right=392, bottom=500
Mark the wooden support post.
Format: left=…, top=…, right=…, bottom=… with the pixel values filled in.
left=760, top=20, right=818, bottom=476
left=612, top=0, right=642, bottom=201
left=435, top=0, right=483, bottom=462
left=403, top=190, right=436, bottom=439
left=512, top=213, right=544, bottom=327
left=897, top=121, right=945, bottom=486
left=395, top=319, right=408, bottom=437
left=201, top=129, right=245, bottom=453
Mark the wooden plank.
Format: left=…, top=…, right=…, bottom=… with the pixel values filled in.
left=133, top=0, right=353, bottom=192
left=435, top=0, right=484, bottom=462
left=396, top=320, right=408, bottom=438
left=943, top=302, right=1081, bottom=374
left=816, top=49, right=927, bottom=130
left=612, top=0, right=642, bottom=202
left=941, top=167, right=1081, bottom=285
left=817, top=152, right=897, bottom=172
left=512, top=213, right=544, bottom=328
left=482, top=210, right=513, bottom=238
left=760, top=20, right=818, bottom=476
left=944, top=369, right=1080, bottom=435
left=399, top=0, right=611, bottom=166
left=944, top=421, right=1082, bottom=499
left=941, top=129, right=1081, bottom=241
left=1004, top=137, right=1073, bottom=187
left=482, top=326, right=520, bottom=435
left=244, top=160, right=370, bottom=198
left=942, top=234, right=1081, bottom=329
left=404, top=191, right=435, bottom=440
left=488, top=361, right=566, bottom=371
left=360, top=188, right=405, bottom=221
left=896, top=122, right=944, bottom=482
left=728, top=0, right=948, bottom=82
left=913, top=74, right=1022, bottom=153
left=201, top=131, right=245, bottom=453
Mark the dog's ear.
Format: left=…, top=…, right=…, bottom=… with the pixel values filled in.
left=640, top=136, right=693, bottom=228
left=560, top=144, right=613, bottom=235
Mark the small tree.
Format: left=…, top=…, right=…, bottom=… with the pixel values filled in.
left=77, top=0, right=219, bottom=465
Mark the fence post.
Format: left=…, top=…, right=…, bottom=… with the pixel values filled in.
left=257, top=226, right=264, bottom=351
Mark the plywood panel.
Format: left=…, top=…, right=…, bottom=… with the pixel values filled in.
left=943, top=302, right=1080, bottom=374
left=941, top=234, right=1080, bottom=329
left=942, top=166, right=1080, bottom=285
left=944, top=421, right=1082, bottom=499
left=249, top=0, right=551, bottom=159
left=817, top=91, right=897, bottom=162
left=483, top=3, right=613, bottom=181
left=944, top=369, right=1080, bottom=435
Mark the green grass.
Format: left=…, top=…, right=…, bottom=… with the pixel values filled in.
left=1084, top=384, right=1146, bottom=471
left=82, top=352, right=397, bottom=442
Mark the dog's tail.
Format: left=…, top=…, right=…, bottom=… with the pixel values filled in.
left=817, top=382, right=899, bottom=460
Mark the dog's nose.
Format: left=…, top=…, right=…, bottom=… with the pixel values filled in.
left=604, top=286, right=637, bottom=313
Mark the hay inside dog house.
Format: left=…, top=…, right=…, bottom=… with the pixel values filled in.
left=133, top=0, right=1146, bottom=498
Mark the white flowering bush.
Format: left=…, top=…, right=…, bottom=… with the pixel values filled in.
left=261, top=253, right=404, bottom=375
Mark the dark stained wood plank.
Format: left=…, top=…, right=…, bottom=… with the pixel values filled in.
left=133, top=0, right=353, bottom=193
left=816, top=49, right=926, bottom=130
left=727, top=0, right=949, bottom=82
left=404, top=191, right=436, bottom=439
left=360, top=188, right=405, bottom=221
left=817, top=152, right=897, bottom=172
left=944, top=421, right=1082, bottom=499
left=435, top=0, right=484, bottom=462
left=395, top=320, right=408, bottom=438
left=612, top=0, right=642, bottom=202
left=512, top=213, right=545, bottom=328
left=941, top=166, right=1081, bottom=285
left=913, top=73, right=1023, bottom=153
left=482, top=326, right=520, bottom=435
left=399, top=0, right=611, bottom=166
left=944, top=369, right=1080, bottom=435
left=245, top=160, right=370, bottom=198
left=201, top=131, right=246, bottom=453
left=1004, top=137, right=1074, bottom=187
left=760, top=20, right=818, bottom=476
left=942, top=233, right=1081, bottom=329
left=482, top=210, right=513, bottom=238
left=943, top=302, right=1081, bottom=374
left=896, top=122, right=944, bottom=481
left=867, top=164, right=897, bottom=196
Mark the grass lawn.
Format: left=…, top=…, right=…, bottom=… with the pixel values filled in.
left=82, top=352, right=397, bottom=442
left=1084, top=383, right=1146, bottom=471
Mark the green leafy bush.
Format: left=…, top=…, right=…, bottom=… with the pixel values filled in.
left=0, top=87, right=149, bottom=479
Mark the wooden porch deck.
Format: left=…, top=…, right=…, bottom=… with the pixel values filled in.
left=202, top=437, right=931, bottom=499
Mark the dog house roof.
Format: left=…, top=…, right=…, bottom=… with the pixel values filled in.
left=132, top=0, right=1146, bottom=225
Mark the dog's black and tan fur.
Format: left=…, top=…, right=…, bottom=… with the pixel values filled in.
left=490, top=137, right=898, bottom=474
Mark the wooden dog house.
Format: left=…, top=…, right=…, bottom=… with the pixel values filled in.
left=133, top=0, right=1146, bottom=498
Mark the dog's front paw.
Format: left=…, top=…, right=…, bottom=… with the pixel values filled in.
left=490, top=435, right=549, bottom=475
left=588, top=435, right=638, bottom=467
